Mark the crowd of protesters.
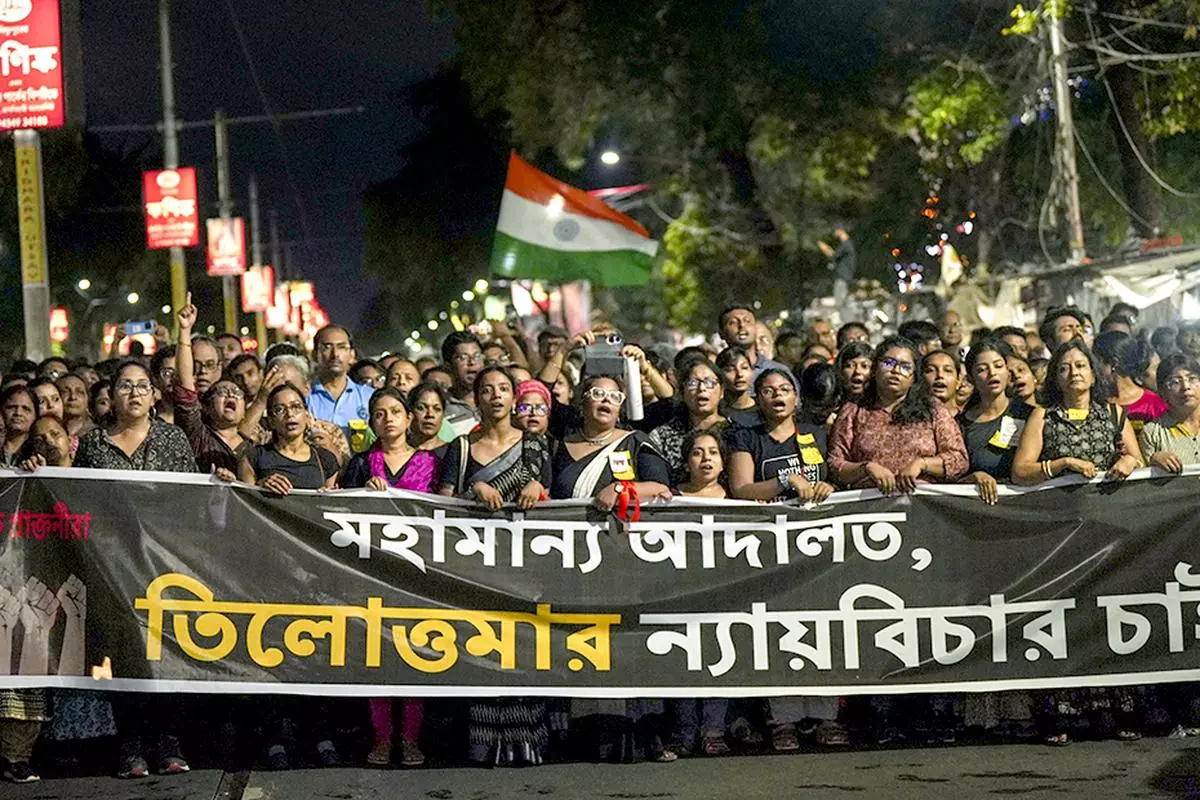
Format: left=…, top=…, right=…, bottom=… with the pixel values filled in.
left=2, top=291, right=1200, bottom=783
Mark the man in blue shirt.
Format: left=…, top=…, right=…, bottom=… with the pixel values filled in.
left=306, top=325, right=375, bottom=448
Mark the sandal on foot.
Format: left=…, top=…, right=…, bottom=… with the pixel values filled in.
left=729, top=717, right=764, bottom=748
left=400, top=741, right=425, bottom=767
left=771, top=724, right=800, bottom=752
left=815, top=722, right=850, bottom=747
left=701, top=734, right=731, bottom=757
left=367, top=741, right=390, bottom=767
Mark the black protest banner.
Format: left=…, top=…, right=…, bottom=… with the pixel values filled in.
left=1, top=468, right=1198, bottom=697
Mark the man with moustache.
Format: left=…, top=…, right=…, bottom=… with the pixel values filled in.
left=306, top=325, right=375, bottom=447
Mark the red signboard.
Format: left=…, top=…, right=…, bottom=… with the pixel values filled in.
left=0, top=0, right=65, bottom=131
left=206, top=217, right=246, bottom=276
left=241, top=264, right=274, bottom=312
left=143, top=168, right=199, bottom=249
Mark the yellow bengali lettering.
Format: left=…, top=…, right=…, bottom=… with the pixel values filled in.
left=133, top=573, right=621, bottom=675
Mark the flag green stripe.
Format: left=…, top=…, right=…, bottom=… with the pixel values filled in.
left=490, top=231, right=652, bottom=287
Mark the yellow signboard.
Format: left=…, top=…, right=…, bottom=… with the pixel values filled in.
left=14, top=132, right=48, bottom=287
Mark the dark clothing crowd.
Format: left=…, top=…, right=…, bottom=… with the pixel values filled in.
left=1, top=297, right=1199, bottom=784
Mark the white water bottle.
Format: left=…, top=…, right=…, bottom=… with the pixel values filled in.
left=624, top=355, right=644, bottom=422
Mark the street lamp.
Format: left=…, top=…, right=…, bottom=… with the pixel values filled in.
left=462, top=290, right=475, bottom=302
left=127, top=292, right=140, bottom=305
left=77, top=278, right=91, bottom=291
left=473, top=278, right=489, bottom=294
left=427, top=320, right=438, bottom=330
left=161, top=305, right=172, bottom=314
left=600, top=150, right=621, bottom=166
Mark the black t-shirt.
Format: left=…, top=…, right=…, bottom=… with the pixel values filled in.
left=727, top=422, right=828, bottom=499
left=957, top=402, right=1033, bottom=480
left=630, top=398, right=677, bottom=433
left=723, top=405, right=764, bottom=429
left=247, top=443, right=339, bottom=489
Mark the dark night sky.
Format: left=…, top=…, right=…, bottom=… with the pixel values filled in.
left=81, top=0, right=458, bottom=326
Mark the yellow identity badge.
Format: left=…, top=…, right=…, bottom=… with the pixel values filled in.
left=608, top=451, right=636, bottom=480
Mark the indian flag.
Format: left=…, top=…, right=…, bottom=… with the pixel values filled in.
left=491, top=152, right=658, bottom=286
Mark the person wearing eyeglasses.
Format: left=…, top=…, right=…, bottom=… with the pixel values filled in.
left=307, top=325, right=375, bottom=451
left=828, top=335, right=969, bottom=493
left=145, top=346, right=177, bottom=424
left=239, top=383, right=340, bottom=496
left=350, top=358, right=386, bottom=390
left=513, top=379, right=552, bottom=436
left=1138, top=353, right=1200, bottom=473
left=188, top=336, right=224, bottom=395
left=549, top=374, right=672, bottom=505
left=727, top=367, right=843, bottom=750
left=648, top=360, right=728, bottom=484
left=74, top=361, right=197, bottom=474
left=241, top=356, right=352, bottom=467
left=173, top=296, right=250, bottom=477
left=728, top=368, right=835, bottom=504
left=73, top=359, right=195, bottom=779
left=440, top=331, right=485, bottom=438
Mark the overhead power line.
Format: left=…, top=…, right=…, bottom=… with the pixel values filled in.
left=1072, top=128, right=1154, bottom=228
left=222, top=0, right=314, bottom=243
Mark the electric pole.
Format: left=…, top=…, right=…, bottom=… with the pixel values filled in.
left=269, top=208, right=284, bottom=343
left=249, top=174, right=268, bottom=349
left=158, top=0, right=188, bottom=324
left=1047, top=9, right=1087, bottom=264
left=215, top=109, right=238, bottom=333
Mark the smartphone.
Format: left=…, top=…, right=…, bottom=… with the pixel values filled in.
left=124, top=320, right=156, bottom=336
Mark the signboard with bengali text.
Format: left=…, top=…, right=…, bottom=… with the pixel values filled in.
left=143, top=168, right=199, bottom=250
left=0, top=0, right=65, bottom=131
left=2, top=470, right=1200, bottom=697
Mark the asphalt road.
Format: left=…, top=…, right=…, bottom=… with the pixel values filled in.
left=9, top=739, right=1200, bottom=800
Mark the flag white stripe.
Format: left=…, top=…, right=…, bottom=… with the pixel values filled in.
left=496, top=190, right=658, bottom=256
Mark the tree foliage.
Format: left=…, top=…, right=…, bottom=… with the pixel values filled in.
left=435, top=0, right=916, bottom=332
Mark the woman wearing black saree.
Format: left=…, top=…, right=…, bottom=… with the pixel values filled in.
left=549, top=373, right=675, bottom=761
left=436, top=366, right=553, bottom=764
left=549, top=375, right=671, bottom=506
left=438, top=366, right=550, bottom=509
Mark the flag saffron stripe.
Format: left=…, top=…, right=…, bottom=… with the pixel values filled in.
left=503, top=152, right=651, bottom=239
